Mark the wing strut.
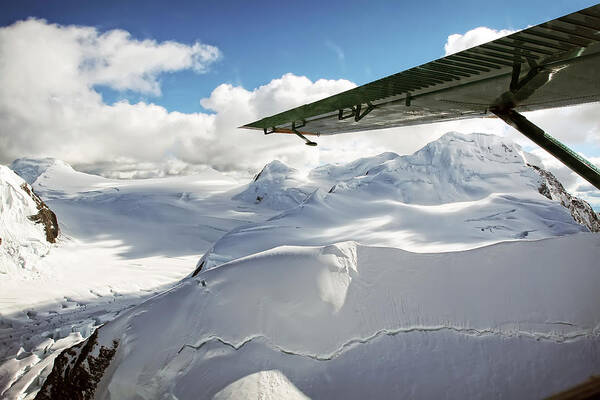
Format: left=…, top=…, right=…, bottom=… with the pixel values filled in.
left=294, top=129, right=318, bottom=146
left=492, top=108, right=600, bottom=189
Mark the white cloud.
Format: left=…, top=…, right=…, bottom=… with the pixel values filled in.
left=444, top=26, right=515, bottom=55
left=0, top=19, right=355, bottom=177
left=0, top=19, right=220, bottom=97
left=82, top=30, right=221, bottom=94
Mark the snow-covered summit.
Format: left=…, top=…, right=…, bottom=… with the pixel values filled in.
left=330, top=132, right=543, bottom=204
left=10, top=158, right=75, bottom=185
left=233, top=160, right=313, bottom=210
left=11, top=158, right=113, bottom=196
left=0, top=166, right=59, bottom=277
left=310, top=151, right=399, bottom=183
left=239, top=133, right=598, bottom=229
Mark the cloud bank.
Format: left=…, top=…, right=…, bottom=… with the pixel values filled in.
left=0, top=19, right=358, bottom=178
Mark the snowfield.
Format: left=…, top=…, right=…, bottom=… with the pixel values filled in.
left=1, top=132, right=599, bottom=399
left=43, top=236, right=600, bottom=399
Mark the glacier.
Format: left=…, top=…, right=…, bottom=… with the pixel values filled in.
left=1, top=132, right=599, bottom=399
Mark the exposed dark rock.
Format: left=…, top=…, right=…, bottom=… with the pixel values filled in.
left=20, top=183, right=59, bottom=243
left=253, top=166, right=264, bottom=182
left=528, top=164, right=600, bottom=232
left=191, top=260, right=205, bottom=277
left=35, top=329, right=119, bottom=400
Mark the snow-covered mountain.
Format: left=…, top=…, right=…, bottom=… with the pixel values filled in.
left=200, top=132, right=597, bottom=270
left=233, top=160, right=312, bottom=210
left=235, top=132, right=598, bottom=227
left=0, top=166, right=59, bottom=277
left=10, top=158, right=75, bottom=185
left=29, top=132, right=600, bottom=399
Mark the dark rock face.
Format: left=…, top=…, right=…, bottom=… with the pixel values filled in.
left=35, top=329, right=119, bottom=400
left=529, top=164, right=600, bottom=232
left=20, top=183, right=59, bottom=243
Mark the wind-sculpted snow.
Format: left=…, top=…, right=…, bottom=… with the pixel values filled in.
left=43, top=235, right=600, bottom=399
left=309, top=152, right=399, bottom=183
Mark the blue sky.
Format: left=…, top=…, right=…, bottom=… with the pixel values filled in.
left=3, top=0, right=598, bottom=113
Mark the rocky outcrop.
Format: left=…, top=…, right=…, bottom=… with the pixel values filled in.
left=34, top=329, right=119, bottom=400
left=529, top=164, right=600, bottom=232
left=20, top=183, right=59, bottom=243
left=1, top=165, right=60, bottom=275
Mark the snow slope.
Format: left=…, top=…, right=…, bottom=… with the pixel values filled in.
left=39, top=235, right=600, bottom=399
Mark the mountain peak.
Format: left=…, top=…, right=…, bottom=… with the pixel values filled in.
left=10, top=157, right=74, bottom=185
left=234, top=160, right=310, bottom=210
left=253, top=160, right=296, bottom=182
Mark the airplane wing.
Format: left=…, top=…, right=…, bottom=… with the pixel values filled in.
left=240, top=4, right=600, bottom=189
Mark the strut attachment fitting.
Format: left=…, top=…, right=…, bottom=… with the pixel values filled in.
left=354, top=102, right=376, bottom=121
left=491, top=55, right=600, bottom=190
left=338, top=102, right=376, bottom=122
left=338, top=107, right=356, bottom=120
